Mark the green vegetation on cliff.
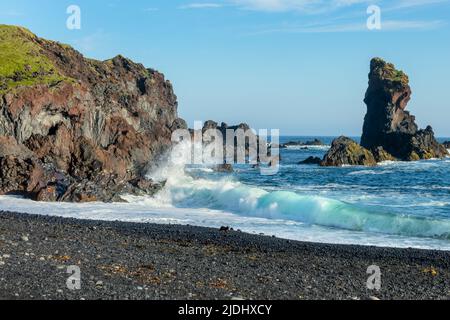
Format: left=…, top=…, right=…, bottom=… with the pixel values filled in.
left=371, top=57, right=409, bottom=87
left=0, top=25, right=70, bottom=94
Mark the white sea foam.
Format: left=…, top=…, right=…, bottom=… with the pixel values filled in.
left=1, top=141, right=450, bottom=251
left=377, top=160, right=397, bottom=166
left=132, top=142, right=450, bottom=241
left=348, top=170, right=393, bottom=176
left=285, top=145, right=330, bottom=151
left=2, top=195, right=450, bottom=251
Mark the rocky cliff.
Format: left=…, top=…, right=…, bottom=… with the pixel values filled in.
left=322, top=58, right=447, bottom=167
left=0, top=25, right=185, bottom=201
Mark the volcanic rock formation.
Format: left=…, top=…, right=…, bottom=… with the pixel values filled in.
left=321, top=136, right=376, bottom=167
left=361, top=58, right=447, bottom=161
left=321, top=58, right=447, bottom=167
left=0, top=25, right=184, bottom=201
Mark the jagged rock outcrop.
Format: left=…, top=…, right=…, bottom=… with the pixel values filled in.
left=198, top=120, right=261, bottom=161
left=190, top=120, right=279, bottom=168
left=321, top=136, right=376, bottom=167
left=0, top=25, right=183, bottom=202
left=321, top=58, right=447, bottom=167
left=372, top=146, right=396, bottom=163
left=361, top=58, right=447, bottom=160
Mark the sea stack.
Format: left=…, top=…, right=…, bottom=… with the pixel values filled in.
left=322, top=58, right=447, bottom=166
left=0, top=25, right=185, bottom=202
left=361, top=58, right=447, bottom=161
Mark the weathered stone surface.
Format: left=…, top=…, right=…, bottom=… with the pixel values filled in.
left=0, top=155, right=46, bottom=196
left=372, top=146, right=396, bottom=162
left=361, top=58, right=447, bottom=160
left=321, top=136, right=376, bottom=167
left=58, top=175, right=165, bottom=203
left=0, top=25, right=181, bottom=202
left=35, top=186, right=58, bottom=202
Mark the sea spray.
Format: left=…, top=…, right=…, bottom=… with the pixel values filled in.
left=144, top=142, right=450, bottom=240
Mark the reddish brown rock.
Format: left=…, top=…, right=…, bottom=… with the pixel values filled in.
left=0, top=155, right=46, bottom=196
left=0, top=25, right=182, bottom=201
left=35, top=186, right=58, bottom=202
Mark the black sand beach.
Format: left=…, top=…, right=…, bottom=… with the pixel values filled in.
left=0, top=211, right=449, bottom=300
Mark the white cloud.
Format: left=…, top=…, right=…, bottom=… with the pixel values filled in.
left=246, top=19, right=446, bottom=34
left=179, top=3, right=224, bottom=9
left=381, top=19, right=446, bottom=30
left=177, top=0, right=448, bottom=33
left=391, top=0, right=450, bottom=10
left=230, top=0, right=373, bottom=13
left=178, top=0, right=449, bottom=13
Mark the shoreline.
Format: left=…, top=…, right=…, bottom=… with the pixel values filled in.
left=0, top=211, right=449, bottom=300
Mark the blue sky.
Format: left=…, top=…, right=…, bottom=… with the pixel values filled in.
left=1, top=0, right=450, bottom=136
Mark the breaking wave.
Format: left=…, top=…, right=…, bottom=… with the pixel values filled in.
left=142, top=142, right=450, bottom=240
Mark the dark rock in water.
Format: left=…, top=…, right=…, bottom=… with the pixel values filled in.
left=306, top=139, right=324, bottom=146
left=361, top=58, right=447, bottom=160
left=299, top=156, right=322, bottom=165
left=0, top=25, right=182, bottom=202
left=196, top=120, right=267, bottom=164
left=322, top=58, right=447, bottom=167
left=443, top=141, right=450, bottom=149
left=321, top=136, right=376, bottom=167
left=214, top=164, right=234, bottom=173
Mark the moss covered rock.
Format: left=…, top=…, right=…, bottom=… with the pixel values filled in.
left=372, top=146, right=396, bottom=162
left=321, top=136, right=376, bottom=167
left=0, top=25, right=72, bottom=94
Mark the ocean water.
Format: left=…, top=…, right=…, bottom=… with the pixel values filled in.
left=1, top=136, right=450, bottom=251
